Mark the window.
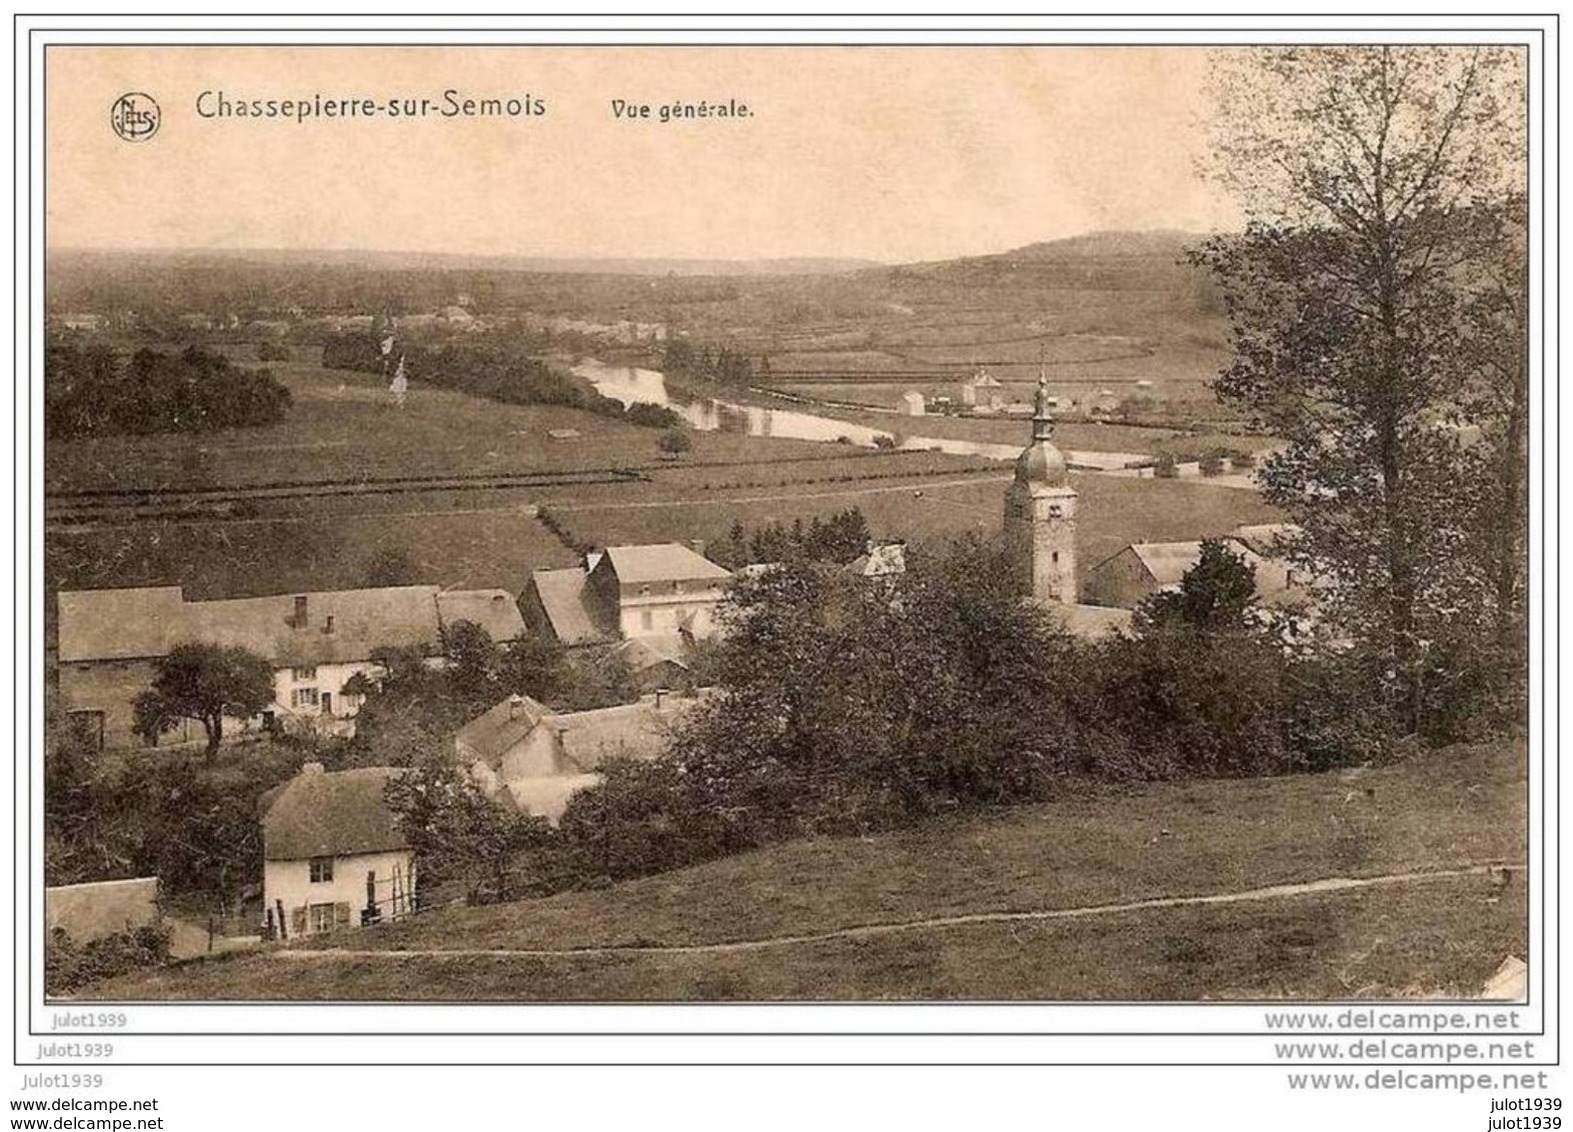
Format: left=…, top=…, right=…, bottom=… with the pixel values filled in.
left=309, top=902, right=336, bottom=934
left=673, top=581, right=684, bottom=594
left=309, top=857, right=334, bottom=883
left=291, top=666, right=317, bottom=681
left=292, top=687, right=319, bottom=709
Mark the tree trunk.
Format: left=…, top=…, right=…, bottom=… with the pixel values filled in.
left=203, top=713, right=223, bottom=761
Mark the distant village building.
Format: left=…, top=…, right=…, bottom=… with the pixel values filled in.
left=900, top=390, right=927, bottom=416
left=521, top=542, right=732, bottom=647
left=959, top=368, right=1003, bottom=409
left=56, top=584, right=524, bottom=749
left=259, top=763, right=415, bottom=937
left=457, top=690, right=706, bottom=823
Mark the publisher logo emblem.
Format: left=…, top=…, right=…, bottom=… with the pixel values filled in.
left=110, top=93, right=160, bottom=142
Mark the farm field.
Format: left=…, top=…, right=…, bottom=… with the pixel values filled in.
left=46, top=502, right=579, bottom=600
left=82, top=740, right=1525, bottom=1000
left=545, top=470, right=1287, bottom=573
left=43, top=360, right=846, bottom=495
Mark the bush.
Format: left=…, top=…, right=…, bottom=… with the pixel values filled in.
left=45, top=925, right=171, bottom=995
left=1154, top=453, right=1179, bottom=478
left=255, top=341, right=292, bottom=362
left=1199, top=451, right=1225, bottom=476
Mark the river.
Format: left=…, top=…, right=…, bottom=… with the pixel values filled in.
left=572, top=358, right=1030, bottom=464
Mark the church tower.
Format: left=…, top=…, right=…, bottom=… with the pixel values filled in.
left=1003, top=376, right=1077, bottom=604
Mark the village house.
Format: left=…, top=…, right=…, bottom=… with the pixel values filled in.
left=900, top=390, right=927, bottom=416
left=258, top=763, right=415, bottom=938
left=55, top=583, right=524, bottom=749
left=456, top=689, right=706, bottom=823
left=1081, top=525, right=1308, bottom=610
left=959, top=367, right=1003, bottom=410
left=520, top=542, right=733, bottom=647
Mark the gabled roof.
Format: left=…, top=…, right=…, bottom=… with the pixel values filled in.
left=57, top=587, right=186, bottom=663
left=1124, top=539, right=1261, bottom=588
left=260, top=765, right=407, bottom=861
left=600, top=544, right=733, bottom=586
left=437, top=589, right=526, bottom=644
left=454, top=694, right=552, bottom=768
left=528, top=567, right=612, bottom=645
left=553, top=692, right=706, bottom=773
left=184, top=586, right=442, bottom=667
left=608, top=634, right=693, bottom=674
left=57, top=585, right=445, bottom=666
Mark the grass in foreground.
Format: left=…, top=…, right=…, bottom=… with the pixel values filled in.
left=80, top=741, right=1524, bottom=1001
left=84, top=875, right=1524, bottom=1002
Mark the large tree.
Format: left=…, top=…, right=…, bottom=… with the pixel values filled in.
left=1192, top=46, right=1527, bottom=736
left=131, top=643, right=276, bottom=757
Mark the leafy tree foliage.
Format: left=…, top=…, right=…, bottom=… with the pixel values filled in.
left=131, top=643, right=276, bottom=757
left=1193, top=46, right=1527, bottom=735
left=1134, top=538, right=1258, bottom=636
left=46, top=343, right=292, bottom=438
left=383, top=750, right=550, bottom=904
left=321, top=334, right=681, bottom=428
left=657, top=426, right=693, bottom=456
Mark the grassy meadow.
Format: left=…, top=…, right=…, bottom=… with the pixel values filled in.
left=79, top=740, right=1525, bottom=1001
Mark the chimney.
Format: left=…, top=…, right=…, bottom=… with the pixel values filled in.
left=507, top=692, right=524, bottom=720
left=293, top=595, right=309, bottom=628
left=688, top=539, right=707, bottom=560
left=654, top=687, right=667, bottom=711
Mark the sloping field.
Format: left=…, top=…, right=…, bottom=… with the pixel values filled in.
left=82, top=741, right=1525, bottom=1001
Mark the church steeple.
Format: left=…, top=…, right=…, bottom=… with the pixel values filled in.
left=1004, top=363, right=1078, bottom=605
left=1032, top=374, right=1055, bottom=443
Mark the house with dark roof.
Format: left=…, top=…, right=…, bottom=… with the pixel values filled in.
left=259, top=763, right=414, bottom=937
left=56, top=583, right=525, bottom=749
left=521, top=542, right=732, bottom=647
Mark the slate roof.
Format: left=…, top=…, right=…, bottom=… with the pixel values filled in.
left=260, top=766, right=408, bottom=861
left=528, top=568, right=612, bottom=645
left=601, top=544, right=732, bottom=586
left=453, top=693, right=552, bottom=767
left=437, top=589, right=526, bottom=644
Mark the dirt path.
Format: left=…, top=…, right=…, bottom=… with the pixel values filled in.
left=271, top=862, right=1517, bottom=963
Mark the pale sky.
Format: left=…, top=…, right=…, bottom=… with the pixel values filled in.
left=48, top=46, right=1242, bottom=262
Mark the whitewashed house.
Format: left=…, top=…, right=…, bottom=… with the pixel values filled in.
left=258, top=764, right=414, bottom=938
left=56, top=584, right=524, bottom=748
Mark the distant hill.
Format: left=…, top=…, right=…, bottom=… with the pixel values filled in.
left=48, top=247, right=880, bottom=277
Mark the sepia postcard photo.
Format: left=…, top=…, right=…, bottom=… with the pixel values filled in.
left=38, top=40, right=1532, bottom=1007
